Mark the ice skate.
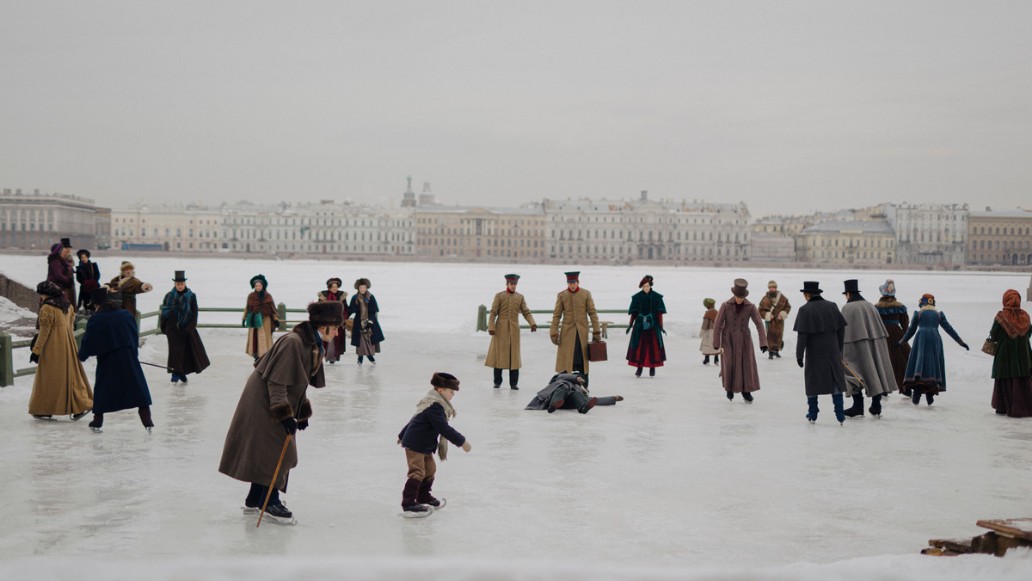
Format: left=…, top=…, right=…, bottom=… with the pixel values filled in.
left=71, top=409, right=91, bottom=421
left=401, top=504, right=434, bottom=518
left=261, top=503, right=297, bottom=526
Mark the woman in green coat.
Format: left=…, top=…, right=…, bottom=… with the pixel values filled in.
left=989, top=289, right=1032, bottom=417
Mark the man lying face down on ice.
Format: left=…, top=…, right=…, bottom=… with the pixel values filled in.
left=525, top=371, right=623, bottom=414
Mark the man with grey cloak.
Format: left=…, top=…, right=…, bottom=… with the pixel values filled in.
left=840, top=279, right=898, bottom=418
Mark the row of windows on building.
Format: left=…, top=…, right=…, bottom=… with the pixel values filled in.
left=809, top=238, right=893, bottom=248
left=549, top=244, right=744, bottom=257
left=971, top=240, right=1032, bottom=250
left=972, top=226, right=1032, bottom=236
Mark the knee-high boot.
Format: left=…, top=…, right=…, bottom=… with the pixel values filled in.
left=402, top=477, right=422, bottom=508
left=832, top=393, right=845, bottom=424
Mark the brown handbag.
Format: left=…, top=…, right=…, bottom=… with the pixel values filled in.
left=981, top=338, right=997, bottom=356
left=588, top=340, right=608, bottom=362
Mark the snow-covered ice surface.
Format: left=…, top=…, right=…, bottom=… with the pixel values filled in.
left=2, top=255, right=1031, bottom=580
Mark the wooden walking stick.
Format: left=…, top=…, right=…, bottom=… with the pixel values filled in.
left=256, top=433, right=293, bottom=528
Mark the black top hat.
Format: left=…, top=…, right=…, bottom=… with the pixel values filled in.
left=842, top=279, right=860, bottom=295
left=731, top=278, right=749, bottom=298
left=60, top=237, right=72, bottom=248
left=800, top=281, right=823, bottom=294
left=173, top=270, right=187, bottom=282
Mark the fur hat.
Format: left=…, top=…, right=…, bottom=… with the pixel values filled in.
left=120, top=260, right=134, bottom=272
left=77, top=249, right=91, bottom=259
left=354, top=277, right=371, bottom=290
left=703, top=297, right=716, bottom=308
left=250, top=274, right=268, bottom=290
left=431, top=372, right=460, bottom=391
left=36, top=281, right=63, bottom=297
left=639, top=274, right=654, bottom=288
left=731, top=278, right=749, bottom=298
left=307, top=301, right=344, bottom=327
left=768, top=280, right=778, bottom=289
left=879, top=279, right=896, bottom=297
left=326, top=277, right=343, bottom=289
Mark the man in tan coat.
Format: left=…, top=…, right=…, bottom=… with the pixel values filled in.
left=758, top=280, right=791, bottom=359
left=550, top=271, right=601, bottom=386
left=485, top=274, right=537, bottom=390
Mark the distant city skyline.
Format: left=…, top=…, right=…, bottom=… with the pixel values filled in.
left=3, top=1, right=1031, bottom=218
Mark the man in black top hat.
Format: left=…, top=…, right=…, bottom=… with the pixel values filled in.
left=840, top=279, right=897, bottom=418
left=794, top=281, right=848, bottom=424
left=158, top=270, right=210, bottom=384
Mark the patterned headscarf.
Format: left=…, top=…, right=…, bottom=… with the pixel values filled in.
left=995, top=289, right=1031, bottom=339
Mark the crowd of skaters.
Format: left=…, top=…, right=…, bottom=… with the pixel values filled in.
left=18, top=236, right=1032, bottom=522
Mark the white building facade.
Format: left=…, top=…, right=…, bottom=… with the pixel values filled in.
left=1, top=188, right=104, bottom=250
left=884, top=203, right=968, bottom=266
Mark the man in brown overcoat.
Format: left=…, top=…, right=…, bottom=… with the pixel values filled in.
left=758, top=279, right=791, bottom=359
left=550, top=271, right=601, bottom=386
left=219, top=300, right=344, bottom=525
left=712, top=278, right=768, bottom=402
left=485, top=274, right=537, bottom=390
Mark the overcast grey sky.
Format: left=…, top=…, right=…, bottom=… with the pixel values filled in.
left=2, top=1, right=1030, bottom=217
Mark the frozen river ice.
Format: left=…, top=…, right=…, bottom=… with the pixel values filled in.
left=1, top=255, right=1030, bottom=579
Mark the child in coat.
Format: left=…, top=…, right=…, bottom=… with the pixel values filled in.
left=397, top=372, right=472, bottom=515
left=700, top=298, right=721, bottom=365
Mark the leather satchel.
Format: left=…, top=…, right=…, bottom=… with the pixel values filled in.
left=981, top=337, right=997, bottom=356
left=588, top=340, right=608, bottom=362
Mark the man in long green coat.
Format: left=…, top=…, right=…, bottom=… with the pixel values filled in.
left=485, top=274, right=537, bottom=390
left=550, top=271, right=601, bottom=386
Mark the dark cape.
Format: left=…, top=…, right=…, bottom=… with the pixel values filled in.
left=78, top=308, right=152, bottom=413
left=794, top=295, right=847, bottom=396
left=159, top=288, right=211, bottom=376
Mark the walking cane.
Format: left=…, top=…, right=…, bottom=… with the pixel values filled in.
left=256, top=433, right=293, bottom=528
left=140, top=361, right=173, bottom=371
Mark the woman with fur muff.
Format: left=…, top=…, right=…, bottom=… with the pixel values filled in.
left=219, top=301, right=344, bottom=525
left=900, top=293, right=969, bottom=406
left=626, top=274, right=667, bottom=377
left=348, top=277, right=384, bottom=365
left=243, top=274, right=279, bottom=362
left=988, top=289, right=1032, bottom=417
left=28, top=281, right=93, bottom=420
left=317, top=277, right=349, bottom=364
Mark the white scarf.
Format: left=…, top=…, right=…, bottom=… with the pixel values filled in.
left=412, top=389, right=457, bottom=459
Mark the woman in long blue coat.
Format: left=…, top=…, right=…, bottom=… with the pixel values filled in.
left=348, top=277, right=384, bottom=365
left=900, top=293, right=969, bottom=406
left=78, top=288, right=154, bottom=432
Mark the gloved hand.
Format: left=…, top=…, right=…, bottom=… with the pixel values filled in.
left=461, top=441, right=472, bottom=452
left=281, top=418, right=298, bottom=435
left=530, top=324, right=537, bottom=332
left=778, top=312, right=787, bottom=320
left=551, top=334, right=559, bottom=346
left=797, top=358, right=804, bottom=368
left=763, top=313, right=772, bottom=321
left=29, top=353, right=39, bottom=364
left=760, top=346, right=768, bottom=353
left=297, top=420, right=309, bottom=431
left=488, top=330, right=495, bottom=336
left=961, top=343, right=970, bottom=351
left=625, top=326, right=631, bottom=334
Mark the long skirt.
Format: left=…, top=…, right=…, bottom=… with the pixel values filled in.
left=355, top=330, right=380, bottom=356
left=627, top=330, right=665, bottom=368
left=991, top=377, right=1032, bottom=418
left=884, top=326, right=911, bottom=392
left=324, top=325, right=347, bottom=363
left=245, top=318, right=274, bottom=358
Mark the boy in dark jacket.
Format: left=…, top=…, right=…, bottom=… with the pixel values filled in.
left=397, top=372, right=472, bottom=515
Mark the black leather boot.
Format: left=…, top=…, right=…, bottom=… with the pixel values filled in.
left=869, top=394, right=883, bottom=417
left=844, top=394, right=864, bottom=417
left=416, top=477, right=441, bottom=507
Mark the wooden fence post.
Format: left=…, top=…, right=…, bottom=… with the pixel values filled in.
left=277, top=303, right=287, bottom=331
left=0, top=331, right=12, bottom=387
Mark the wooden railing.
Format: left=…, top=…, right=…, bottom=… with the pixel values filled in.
left=0, top=303, right=309, bottom=387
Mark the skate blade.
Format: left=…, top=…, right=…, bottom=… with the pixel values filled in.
left=260, top=513, right=297, bottom=526
left=90, top=427, right=103, bottom=433
left=401, top=506, right=435, bottom=518
left=242, top=507, right=259, bottom=516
